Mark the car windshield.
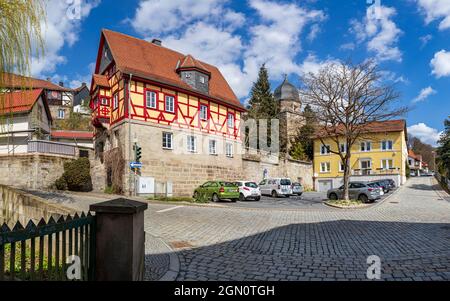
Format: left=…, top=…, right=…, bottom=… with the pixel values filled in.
left=367, top=183, right=379, bottom=188
left=293, top=183, right=301, bottom=187
left=245, top=182, right=258, bottom=188
left=280, top=179, right=291, bottom=185
left=220, top=182, right=236, bottom=187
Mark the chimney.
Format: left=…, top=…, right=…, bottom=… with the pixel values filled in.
left=46, top=77, right=51, bottom=82
left=151, top=38, right=162, bottom=46
left=59, top=81, right=64, bottom=87
left=82, top=82, right=87, bottom=87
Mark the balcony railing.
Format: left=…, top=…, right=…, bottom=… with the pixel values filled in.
left=27, top=140, right=76, bottom=157
left=352, top=168, right=400, bottom=176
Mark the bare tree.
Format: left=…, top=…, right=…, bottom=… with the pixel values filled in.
left=300, top=60, right=407, bottom=200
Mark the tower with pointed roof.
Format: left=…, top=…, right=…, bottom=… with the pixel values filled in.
left=274, top=75, right=304, bottom=155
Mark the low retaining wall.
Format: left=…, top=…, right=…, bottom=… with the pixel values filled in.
left=0, top=184, right=76, bottom=226
left=0, top=154, right=74, bottom=190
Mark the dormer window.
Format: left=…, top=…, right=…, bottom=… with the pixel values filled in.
left=177, top=55, right=211, bottom=94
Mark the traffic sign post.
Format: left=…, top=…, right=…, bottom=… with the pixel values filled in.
left=130, top=162, right=143, bottom=169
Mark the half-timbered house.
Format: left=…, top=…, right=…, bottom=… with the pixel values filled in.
left=90, top=30, right=246, bottom=195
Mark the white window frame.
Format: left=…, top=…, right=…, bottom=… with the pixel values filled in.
left=340, top=143, right=347, bottom=153
left=339, top=161, right=345, bottom=172
left=227, top=113, right=235, bottom=129
left=187, top=135, right=197, bottom=153
left=381, top=140, right=393, bottom=151
left=199, top=75, right=206, bottom=84
left=200, top=105, right=208, bottom=121
left=320, top=162, right=331, bottom=173
left=146, top=91, right=157, bottom=109
left=113, top=93, right=119, bottom=110
left=320, top=144, right=331, bottom=155
left=162, top=132, right=173, bottom=150
left=225, top=142, right=234, bottom=158
left=381, top=159, right=393, bottom=170
left=360, top=141, right=372, bottom=152
left=57, top=109, right=65, bottom=119
left=360, top=159, right=372, bottom=170
left=101, top=97, right=108, bottom=106
left=165, top=95, right=175, bottom=113
left=209, top=139, right=217, bottom=155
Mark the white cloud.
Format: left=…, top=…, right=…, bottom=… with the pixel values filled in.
left=430, top=50, right=450, bottom=78
left=408, top=123, right=443, bottom=146
left=351, top=5, right=403, bottom=62
left=298, top=54, right=339, bottom=76
left=419, top=34, right=433, bottom=48
left=31, top=0, right=100, bottom=77
left=130, top=0, right=326, bottom=99
left=130, top=0, right=230, bottom=36
left=417, top=0, right=450, bottom=30
left=413, top=86, right=437, bottom=103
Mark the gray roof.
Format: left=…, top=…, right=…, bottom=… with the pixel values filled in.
left=274, top=75, right=300, bottom=102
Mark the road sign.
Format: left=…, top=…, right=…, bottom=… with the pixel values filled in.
left=130, top=162, right=143, bottom=169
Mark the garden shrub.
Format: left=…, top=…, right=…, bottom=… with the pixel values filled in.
left=54, top=157, right=92, bottom=192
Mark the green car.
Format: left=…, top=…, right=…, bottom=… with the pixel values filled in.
left=193, top=181, right=240, bottom=202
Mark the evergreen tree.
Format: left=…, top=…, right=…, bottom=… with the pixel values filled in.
left=246, top=64, right=278, bottom=150
left=247, top=64, right=277, bottom=119
left=289, top=104, right=316, bottom=161
left=437, top=117, right=450, bottom=177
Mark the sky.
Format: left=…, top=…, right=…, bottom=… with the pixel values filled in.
left=30, top=0, right=450, bottom=146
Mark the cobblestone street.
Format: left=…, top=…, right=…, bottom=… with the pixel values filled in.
left=145, top=177, right=450, bottom=281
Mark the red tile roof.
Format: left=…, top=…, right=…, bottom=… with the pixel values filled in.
left=0, top=89, right=45, bottom=114
left=51, top=131, right=94, bottom=139
left=100, top=29, right=243, bottom=110
left=178, top=54, right=210, bottom=74
left=408, top=150, right=423, bottom=161
left=92, top=74, right=110, bottom=89
left=1, top=73, right=73, bottom=92
left=315, top=119, right=407, bottom=138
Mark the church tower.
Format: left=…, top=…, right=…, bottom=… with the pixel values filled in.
left=274, top=75, right=304, bottom=155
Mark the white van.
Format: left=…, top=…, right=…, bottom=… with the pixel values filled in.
left=259, top=178, right=293, bottom=198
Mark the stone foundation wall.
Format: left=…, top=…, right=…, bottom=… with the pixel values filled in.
left=0, top=154, right=75, bottom=190
left=91, top=122, right=314, bottom=196
left=242, top=155, right=313, bottom=189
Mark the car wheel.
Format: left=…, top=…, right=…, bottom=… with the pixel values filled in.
left=231, top=199, right=238, bottom=203
left=358, top=194, right=369, bottom=203
left=271, top=190, right=278, bottom=198
left=212, top=193, right=220, bottom=203
left=329, top=193, right=338, bottom=200
left=193, top=191, right=199, bottom=201
left=239, top=193, right=245, bottom=202
left=255, top=197, right=261, bottom=201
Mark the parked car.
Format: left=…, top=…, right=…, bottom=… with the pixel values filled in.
left=367, top=181, right=384, bottom=196
left=374, top=179, right=396, bottom=193
left=327, top=182, right=382, bottom=203
left=259, top=178, right=293, bottom=198
left=292, top=182, right=304, bottom=196
left=234, top=181, right=261, bottom=201
left=193, top=181, right=240, bottom=202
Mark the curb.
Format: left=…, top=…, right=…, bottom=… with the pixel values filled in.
left=158, top=239, right=180, bottom=281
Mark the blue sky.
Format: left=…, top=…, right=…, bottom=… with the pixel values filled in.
left=32, top=0, right=450, bottom=146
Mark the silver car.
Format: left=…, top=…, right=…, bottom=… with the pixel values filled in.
left=327, top=182, right=381, bottom=203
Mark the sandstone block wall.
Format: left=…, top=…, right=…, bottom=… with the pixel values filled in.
left=0, top=154, right=74, bottom=190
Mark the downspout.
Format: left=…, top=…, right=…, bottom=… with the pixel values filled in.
left=128, top=73, right=133, bottom=196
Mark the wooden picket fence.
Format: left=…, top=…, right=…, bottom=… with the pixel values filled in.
left=0, top=213, right=95, bottom=281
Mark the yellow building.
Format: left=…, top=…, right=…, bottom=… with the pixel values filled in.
left=313, top=120, right=408, bottom=192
